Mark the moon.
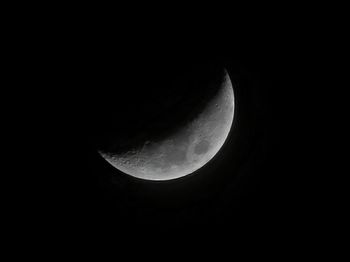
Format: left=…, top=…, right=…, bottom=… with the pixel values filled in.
left=98, top=69, right=235, bottom=181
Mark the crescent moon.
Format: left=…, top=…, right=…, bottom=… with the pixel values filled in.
left=99, top=69, right=235, bottom=181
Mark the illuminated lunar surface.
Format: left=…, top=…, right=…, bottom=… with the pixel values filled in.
left=99, top=69, right=235, bottom=181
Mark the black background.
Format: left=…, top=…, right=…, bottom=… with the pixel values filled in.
left=39, top=11, right=317, bottom=247
left=2, top=2, right=339, bottom=257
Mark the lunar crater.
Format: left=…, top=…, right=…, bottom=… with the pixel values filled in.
left=194, top=140, right=210, bottom=155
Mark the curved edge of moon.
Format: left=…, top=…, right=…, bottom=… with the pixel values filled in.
left=99, top=69, right=235, bottom=181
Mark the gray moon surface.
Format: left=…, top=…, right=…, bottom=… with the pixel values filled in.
left=99, top=69, right=235, bottom=181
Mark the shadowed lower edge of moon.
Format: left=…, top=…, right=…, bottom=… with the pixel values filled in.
left=99, top=70, right=235, bottom=181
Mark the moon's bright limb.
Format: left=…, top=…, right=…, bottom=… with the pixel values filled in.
left=99, top=69, right=235, bottom=181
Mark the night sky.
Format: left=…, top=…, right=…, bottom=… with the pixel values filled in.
left=45, top=18, right=309, bottom=243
